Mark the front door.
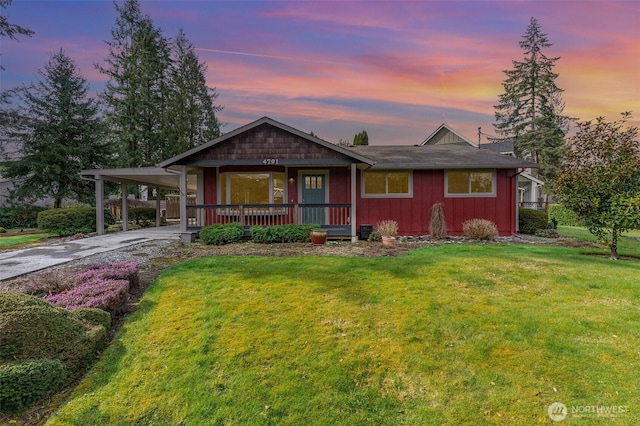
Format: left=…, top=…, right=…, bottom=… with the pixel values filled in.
left=301, top=173, right=326, bottom=225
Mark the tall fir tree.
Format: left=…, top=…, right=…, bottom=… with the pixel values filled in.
left=1, top=50, right=110, bottom=208
left=165, top=28, right=222, bottom=158
left=493, top=17, right=570, bottom=182
left=97, top=0, right=172, bottom=168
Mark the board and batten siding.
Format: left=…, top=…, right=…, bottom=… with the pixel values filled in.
left=355, top=169, right=517, bottom=236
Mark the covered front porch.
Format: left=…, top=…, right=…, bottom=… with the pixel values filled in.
left=186, top=202, right=352, bottom=237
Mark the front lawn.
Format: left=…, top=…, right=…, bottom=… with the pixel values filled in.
left=0, top=232, right=53, bottom=250
left=47, top=244, right=639, bottom=425
left=558, top=225, right=640, bottom=258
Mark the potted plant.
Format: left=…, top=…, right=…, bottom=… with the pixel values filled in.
left=376, top=219, right=398, bottom=247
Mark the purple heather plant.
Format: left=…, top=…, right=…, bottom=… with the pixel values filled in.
left=44, top=279, right=129, bottom=314
left=74, top=262, right=139, bottom=288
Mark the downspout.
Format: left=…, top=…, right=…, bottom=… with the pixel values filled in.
left=350, top=163, right=357, bottom=242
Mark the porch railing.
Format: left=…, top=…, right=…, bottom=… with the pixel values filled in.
left=519, top=201, right=548, bottom=212
left=186, top=203, right=351, bottom=230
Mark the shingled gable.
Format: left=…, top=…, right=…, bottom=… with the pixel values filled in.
left=159, top=116, right=374, bottom=168
left=420, top=123, right=477, bottom=147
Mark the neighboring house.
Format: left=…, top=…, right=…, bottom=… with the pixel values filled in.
left=82, top=117, right=538, bottom=240
left=421, top=123, right=545, bottom=209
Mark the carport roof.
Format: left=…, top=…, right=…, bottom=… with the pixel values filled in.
left=80, top=167, right=197, bottom=191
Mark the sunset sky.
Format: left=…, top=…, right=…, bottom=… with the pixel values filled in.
left=1, top=0, right=639, bottom=146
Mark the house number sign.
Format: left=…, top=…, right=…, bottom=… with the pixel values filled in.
left=262, top=158, right=279, bottom=165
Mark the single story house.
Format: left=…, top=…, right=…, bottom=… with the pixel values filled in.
left=82, top=116, right=538, bottom=241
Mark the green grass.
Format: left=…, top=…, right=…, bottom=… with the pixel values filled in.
left=558, top=225, right=640, bottom=258
left=47, top=245, right=639, bottom=425
left=0, top=232, right=53, bottom=250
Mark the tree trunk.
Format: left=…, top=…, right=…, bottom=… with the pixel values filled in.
left=610, top=230, right=619, bottom=260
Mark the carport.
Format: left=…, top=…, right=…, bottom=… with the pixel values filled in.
left=80, top=167, right=198, bottom=237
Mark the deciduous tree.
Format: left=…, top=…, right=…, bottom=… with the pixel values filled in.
left=552, top=113, right=640, bottom=259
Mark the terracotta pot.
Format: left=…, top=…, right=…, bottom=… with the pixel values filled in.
left=311, top=229, right=328, bottom=246
left=381, top=235, right=395, bottom=247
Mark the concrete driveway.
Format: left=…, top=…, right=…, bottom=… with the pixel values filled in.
left=0, top=226, right=181, bottom=281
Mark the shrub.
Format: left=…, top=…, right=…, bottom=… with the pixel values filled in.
left=23, top=269, right=75, bottom=296
left=0, top=359, right=67, bottom=414
left=37, top=206, right=115, bottom=236
left=0, top=205, right=47, bottom=230
left=548, top=204, right=584, bottom=226
left=367, top=231, right=382, bottom=242
left=199, top=223, right=244, bottom=245
left=462, top=219, right=498, bottom=240
left=376, top=220, right=398, bottom=237
left=75, top=262, right=139, bottom=289
left=45, top=279, right=129, bottom=315
left=0, top=291, right=107, bottom=374
left=129, top=207, right=156, bottom=227
left=519, top=208, right=548, bottom=234
left=251, top=224, right=318, bottom=243
left=72, top=308, right=111, bottom=331
left=429, top=203, right=447, bottom=239
left=0, top=227, right=5, bottom=233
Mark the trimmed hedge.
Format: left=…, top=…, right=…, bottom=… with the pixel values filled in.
left=0, top=292, right=108, bottom=413
left=548, top=204, right=584, bottom=226
left=0, top=358, right=67, bottom=414
left=199, top=223, right=244, bottom=245
left=251, top=224, right=319, bottom=243
left=72, top=308, right=111, bottom=331
left=37, top=206, right=115, bottom=236
left=519, top=208, right=548, bottom=234
left=0, top=205, right=47, bottom=230
left=129, top=207, right=156, bottom=227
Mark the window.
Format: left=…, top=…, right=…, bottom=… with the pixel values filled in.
left=362, top=171, right=411, bottom=197
left=220, top=172, right=285, bottom=204
left=445, top=170, right=495, bottom=197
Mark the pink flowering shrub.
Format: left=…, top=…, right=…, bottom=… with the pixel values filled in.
left=44, top=279, right=129, bottom=314
left=44, top=262, right=138, bottom=314
left=74, top=262, right=139, bottom=289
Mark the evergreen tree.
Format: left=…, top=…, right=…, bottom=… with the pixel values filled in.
left=165, top=28, right=222, bottom=158
left=1, top=50, right=110, bottom=208
left=97, top=0, right=172, bottom=168
left=353, top=130, right=368, bottom=146
left=0, top=0, right=34, bottom=71
left=493, top=17, right=570, bottom=181
left=1, top=0, right=34, bottom=159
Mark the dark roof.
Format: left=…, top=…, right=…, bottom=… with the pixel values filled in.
left=479, top=140, right=514, bottom=154
left=346, top=144, right=537, bottom=170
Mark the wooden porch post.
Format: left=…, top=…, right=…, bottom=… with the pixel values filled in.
left=180, top=166, right=188, bottom=233
left=197, top=170, right=204, bottom=226
left=350, top=163, right=357, bottom=242
left=95, top=174, right=105, bottom=235
left=121, top=183, right=128, bottom=232
left=155, top=189, right=161, bottom=227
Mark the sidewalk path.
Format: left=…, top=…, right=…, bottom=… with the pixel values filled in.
left=0, top=226, right=181, bottom=281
